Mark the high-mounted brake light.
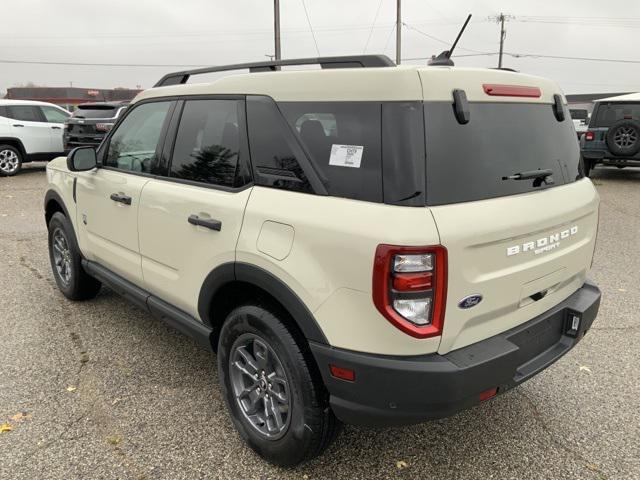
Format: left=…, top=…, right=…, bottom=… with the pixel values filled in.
left=483, top=84, right=541, bottom=98
left=585, top=131, right=595, bottom=141
left=373, top=245, right=447, bottom=338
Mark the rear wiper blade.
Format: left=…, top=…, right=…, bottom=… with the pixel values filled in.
left=502, top=169, right=554, bottom=181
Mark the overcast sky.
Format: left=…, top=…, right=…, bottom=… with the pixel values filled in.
left=1, top=0, right=639, bottom=95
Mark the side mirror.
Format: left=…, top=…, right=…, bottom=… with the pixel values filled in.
left=67, top=147, right=97, bottom=172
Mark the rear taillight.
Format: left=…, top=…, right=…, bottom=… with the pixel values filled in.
left=373, top=245, right=447, bottom=338
left=585, top=131, right=595, bottom=141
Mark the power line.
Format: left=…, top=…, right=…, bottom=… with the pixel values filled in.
left=505, top=52, right=640, bottom=64
left=300, top=0, right=320, bottom=56
left=383, top=23, right=396, bottom=54
left=2, top=51, right=640, bottom=69
left=402, top=22, right=491, bottom=54
left=363, top=0, right=384, bottom=54
left=0, top=59, right=206, bottom=67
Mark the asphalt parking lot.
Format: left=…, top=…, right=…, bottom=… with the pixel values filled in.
left=0, top=163, right=639, bottom=480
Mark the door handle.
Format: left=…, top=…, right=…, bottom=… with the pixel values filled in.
left=110, top=193, right=132, bottom=205
left=51, top=126, right=62, bottom=130
left=188, top=214, right=222, bottom=231
left=13, top=124, right=24, bottom=127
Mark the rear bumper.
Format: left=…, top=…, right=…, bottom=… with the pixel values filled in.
left=582, top=150, right=640, bottom=163
left=311, top=280, right=601, bottom=427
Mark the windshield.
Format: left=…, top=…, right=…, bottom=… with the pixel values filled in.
left=424, top=102, right=581, bottom=205
left=592, top=102, right=640, bottom=127
left=72, top=106, right=119, bottom=119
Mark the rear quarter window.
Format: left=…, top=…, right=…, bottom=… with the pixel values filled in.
left=279, top=101, right=383, bottom=202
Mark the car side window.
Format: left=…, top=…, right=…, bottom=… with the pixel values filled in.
left=246, top=96, right=313, bottom=193
left=170, top=99, right=249, bottom=188
left=40, top=106, right=69, bottom=123
left=104, top=101, right=171, bottom=174
left=7, top=105, right=43, bottom=122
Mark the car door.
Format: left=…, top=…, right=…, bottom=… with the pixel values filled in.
left=75, top=100, right=174, bottom=285
left=6, top=104, right=50, bottom=154
left=39, top=105, right=70, bottom=153
left=138, top=98, right=253, bottom=318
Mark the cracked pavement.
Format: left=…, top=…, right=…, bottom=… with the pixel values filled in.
left=1, top=164, right=639, bottom=479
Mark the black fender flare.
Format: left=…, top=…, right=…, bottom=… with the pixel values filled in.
left=44, top=189, right=72, bottom=222
left=44, top=189, right=82, bottom=251
left=198, top=262, right=329, bottom=345
left=0, top=137, right=27, bottom=157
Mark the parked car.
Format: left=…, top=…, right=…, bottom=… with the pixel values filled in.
left=570, top=108, right=589, bottom=138
left=581, top=92, right=640, bottom=175
left=44, top=55, right=601, bottom=466
left=63, top=102, right=128, bottom=151
left=0, top=99, right=69, bottom=176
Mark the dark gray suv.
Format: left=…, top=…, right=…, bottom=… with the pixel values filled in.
left=581, top=94, right=640, bottom=175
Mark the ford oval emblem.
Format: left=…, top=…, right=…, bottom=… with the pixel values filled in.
left=458, top=294, right=483, bottom=309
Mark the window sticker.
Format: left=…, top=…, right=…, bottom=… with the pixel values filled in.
left=329, top=144, right=364, bottom=168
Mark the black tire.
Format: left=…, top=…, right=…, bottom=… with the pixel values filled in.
left=0, top=144, right=23, bottom=176
left=47, top=212, right=102, bottom=300
left=217, top=304, right=341, bottom=467
left=606, top=120, right=640, bottom=157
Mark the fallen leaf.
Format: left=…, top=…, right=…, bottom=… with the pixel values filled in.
left=66, top=385, right=77, bottom=392
left=10, top=412, right=30, bottom=423
left=579, top=365, right=592, bottom=374
left=106, top=435, right=121, bottom=446
left=585, top=463, right=600, bottom=471
left=396, top=460, right=409, bottom=470
left=0, top=423, right=12, bottom=433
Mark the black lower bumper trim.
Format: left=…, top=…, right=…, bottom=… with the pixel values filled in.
left=311, top=281, right=601, bottom=427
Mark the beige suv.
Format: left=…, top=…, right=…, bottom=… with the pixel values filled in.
left=44, top=55, right=601, bottom=467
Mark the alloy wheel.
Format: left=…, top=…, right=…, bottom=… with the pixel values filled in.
left=229, top=333, right=291, bottom=440
left=0, top=149, right=19, bottom=174
left=52, top=228, right=72, bottom=285
left=613, top=126, right=638, bottom=149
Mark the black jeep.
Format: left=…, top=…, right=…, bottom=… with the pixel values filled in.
left=581, top=96, right=640, bottom=176
left=63, top=102, right=128, bottom=151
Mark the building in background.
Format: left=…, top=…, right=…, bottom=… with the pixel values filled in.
left=4, top=87, right=142, bottom=111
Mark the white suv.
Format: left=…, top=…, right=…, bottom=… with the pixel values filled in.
left=0, top=99, right=70, bottom=176
left=44, top=56, right=601, bottom=466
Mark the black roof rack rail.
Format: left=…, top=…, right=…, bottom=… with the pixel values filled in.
left=154, top=55, right=395, bottom=87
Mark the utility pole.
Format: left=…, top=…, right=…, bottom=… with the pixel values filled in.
left=489, top=13, right=514, bottom=68
left=274, top=0, right=281, bottom=61
left=396, top=0, right=401, bottom=64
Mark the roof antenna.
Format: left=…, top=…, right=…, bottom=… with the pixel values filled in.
left=428, top=14, right=472, bottom=66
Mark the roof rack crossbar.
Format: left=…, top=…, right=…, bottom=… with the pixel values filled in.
left=154, top=55, right=395, bottom=87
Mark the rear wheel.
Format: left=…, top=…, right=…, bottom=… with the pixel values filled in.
left=217, top=304, right=341, bottom=467
left=0, top=145, right=22, bottom=176
left=47, top=212, right=102, bottom=300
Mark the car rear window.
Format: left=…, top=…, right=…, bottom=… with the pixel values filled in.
left=424, top=102, right=581, bottom=205
left=73, top=106, right=118, bottom=119
left=592, top=102, right=640, bottom=127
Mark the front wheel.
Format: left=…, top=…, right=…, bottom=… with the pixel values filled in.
left=48, top=212, right=102, bottom=300
left=217, top=304, right=341, bottom=467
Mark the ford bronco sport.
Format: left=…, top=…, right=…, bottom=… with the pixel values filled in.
left=44, top=55, right=601, bottom=467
